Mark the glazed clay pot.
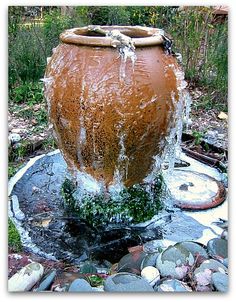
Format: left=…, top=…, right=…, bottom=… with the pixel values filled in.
left=44, top=26, right=184, bottom=187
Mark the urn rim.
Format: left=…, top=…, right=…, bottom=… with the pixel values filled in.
left=60, top=25, right=165, bottom=47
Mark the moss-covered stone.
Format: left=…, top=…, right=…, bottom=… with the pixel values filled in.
left=61, top=174, right=164, bottom=228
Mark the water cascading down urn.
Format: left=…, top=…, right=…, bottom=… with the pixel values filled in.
left=44, top=25, right=185, bottom=188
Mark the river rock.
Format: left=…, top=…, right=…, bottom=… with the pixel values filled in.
left=155, top=279, right=192, bottom=292
left=8, top=262, right=44, bottom=292
left=104, top=273, right=154, bottom=292
left=141, top=252, right=160, bottom=269
left=35, top=270, right=57, bottom=291
left=141, top=266, right=160, bottom=286
left=117, top=251, right=147, bottom=274
left=207, top=238, right=227, bottom=260
left=156, top=245, right=194, bottom=279
left=193, top=259, right=228, bottom=292
left=175, top=241, right=208, bottom=261
left=68, top=278, right=94, bottom=292
left=212, top=272, right=228, bottom=292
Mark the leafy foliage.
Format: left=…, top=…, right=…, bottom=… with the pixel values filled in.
left=9, top=81, right=43, bottom=104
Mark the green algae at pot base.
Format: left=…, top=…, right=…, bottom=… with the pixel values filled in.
left=61, top=174, right=164, bottom=227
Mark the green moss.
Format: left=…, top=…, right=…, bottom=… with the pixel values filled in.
left=8, top=218, right=22, bottom=252
left=87, top=275, right=104, bottom=287
left=61, top=174, right=164, bottom=228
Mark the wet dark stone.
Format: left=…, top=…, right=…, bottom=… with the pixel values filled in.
left=35, top=270, right=57, bottom=291
left=140, top=252, right=160, bottom=270
left=9, top=152, right=153, bottom=265
left=207, top=238, right=228, bottom=260
left=162, top=211, right=207, bottom=242
left=117, top=251, right=147, bottom=274
left=104, top=273, right=154, bottom=292
left=212, top=272, right=228, bottom=292
left=175, top=241, right=208, bottom=261
left=194, top=259, right=227, bottom=274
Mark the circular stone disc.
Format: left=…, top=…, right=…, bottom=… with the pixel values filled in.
left=166, top=170, right=225, bottom=210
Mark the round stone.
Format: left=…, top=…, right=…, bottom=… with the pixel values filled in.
left=156, top=244, right=194, bottom=279
left=212, top=272, right=228, bottom=292
left=207, top=238, right=227, bottom=260
left=155, top=279, right=192, bottom=292
left=141, top=266, right=160, bottom=286
left=193, top=259, right=228, bottom=292
left=141, top=252, right=160, bottom=269
left=68, top=279, right=94, bottom=292
left=104, top=273, right=154, bottom=292
left=194, top=259, right=227, bottom=275
left=175, top=241, right=208, bottom=260
left=165, top=170, right=225, bottom=210
left=117, top=251, right=147, bottom=274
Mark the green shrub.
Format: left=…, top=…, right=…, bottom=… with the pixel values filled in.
left=9, top=81, right=43, bottom=104
left=9, top=24, right=46, bottom=85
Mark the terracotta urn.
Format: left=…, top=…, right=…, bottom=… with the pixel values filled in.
left=44, top=25, right=185, bottom=188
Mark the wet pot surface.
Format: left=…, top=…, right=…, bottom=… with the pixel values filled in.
left=44, top=26, right=182, bottom=187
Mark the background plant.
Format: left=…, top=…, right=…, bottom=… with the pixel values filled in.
left=8, top=6, right=228, bottom=110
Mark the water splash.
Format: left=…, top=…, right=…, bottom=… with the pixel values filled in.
left=145, top=64, right=193, bottom=191
left=119, top=46, right=137, bottom=80
left=184, top=91, right=192, bottom=131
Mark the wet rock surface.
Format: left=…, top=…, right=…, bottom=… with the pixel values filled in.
left=207, top=238, right=227, bottom=261
left=211, top=272, right=228, bottom=292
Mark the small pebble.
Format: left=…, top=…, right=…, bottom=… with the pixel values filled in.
left=141, top=266, right=160, bottom=286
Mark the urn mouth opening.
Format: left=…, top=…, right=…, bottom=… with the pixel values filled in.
left=60, top=25, right=165, bottom=47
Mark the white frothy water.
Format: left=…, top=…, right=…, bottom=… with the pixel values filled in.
left=119, top=46, right=137, bottom=81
